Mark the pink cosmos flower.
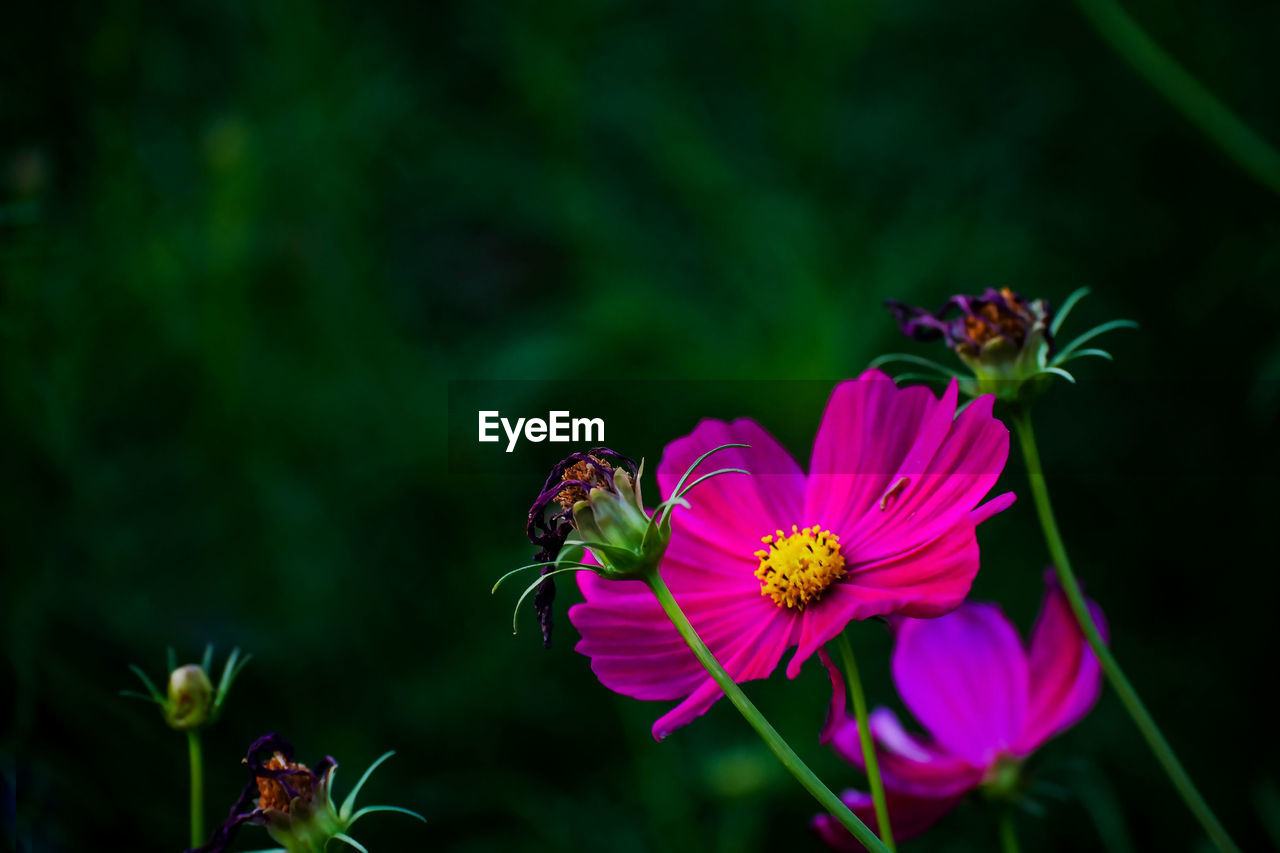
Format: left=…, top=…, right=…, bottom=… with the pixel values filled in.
left=567, top=369, right=1015, bottom=740
left=812, top=576, right=1106, bottom=850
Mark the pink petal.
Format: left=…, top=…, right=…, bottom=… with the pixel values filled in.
left=811, top=789, right=965, bottom=850
left=1017, top=573, right=1107, bottom=752
left=788, top=519, right=985, bottom=675
left=893, top=603, right=1029, bottom=767
left=792, top=375, right=1009, bottom=651
left=972, top=490, right=1016, bottom=525
left=820, top=652, right=983, bottom=797
left=842, top=517, right=981, bottom=618
left=570, top=566, right=801, bottom=740
left=649, top=598, right=801, bottom=740
left=803, top=370, right=945, bottom=535
left=656, top=417, right=805, bottom=554
left=844, top=393, right=1011, bottom=562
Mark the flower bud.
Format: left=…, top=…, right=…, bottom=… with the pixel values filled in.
left=165, top=664, right=213, bottom=730
left=882, top=286, right=1135, bottom=404
left=185, top=733, right=422, bottom=853
left=887, top=288, right=1053, bottom=401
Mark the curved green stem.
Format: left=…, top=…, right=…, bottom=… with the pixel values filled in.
left=188, top=729, right=204, bottom=848
left=1000, top=810, right=1021, bottom=853
left=835, top=632, right=895, bottom=851
left=1011, top=410, right=1239, bottom=852
left=1074, top=0, right=1280, bottom=195
left=643, top=572, right=890, bottom=853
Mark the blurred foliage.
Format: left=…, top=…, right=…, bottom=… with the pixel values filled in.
left=3, top=0, right=1279, bottom=850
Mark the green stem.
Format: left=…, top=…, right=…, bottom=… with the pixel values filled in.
left=835, top=632, right=895, bottom=851
left=643, top=572, right=890, bottom=853
left=1074, top=0, right=1280, bottom=195
left=1011, top=410, right=1238, bottom=853
left=188, top=729, right=204, bottom=848
left=1000, top=810, right=1021, bottom=853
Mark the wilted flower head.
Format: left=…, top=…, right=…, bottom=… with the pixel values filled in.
left=570, top=370, right=1014, bottom=740
left=122, top=646, right=250, bottom=732
left=188, top=733, right=423, bottom=853
left=813, top=575, right=1105, bottom=849
left=522, top=448, right=643, bottom=647
left=880, top=287, right=1135, bottom=403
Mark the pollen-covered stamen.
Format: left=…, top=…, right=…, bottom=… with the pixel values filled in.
left=754, top=524, right=847, bottom=609
left=256, top=752, right=314, bottom=813
left=555, top=456, right=614, bottom=509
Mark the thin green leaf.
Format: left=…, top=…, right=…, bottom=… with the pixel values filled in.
left=492, top=561, right=598, bottom=594
left=200, top=643, right=214, bottom=675
left=673, top=468, right=748, bottom=500
left=228, top=652, right=252, bottom=683
left=348, top=804, right=427, bottom=825
left=868, top=352, right=958, bottom=377
left=128, top=665, right=165, bottom=703
left=213, top=647, right=251, bottom=714
left=889, top=372, right=953, bottom=385
left=1051, top=286, right=1092, bottom=335
left=166, top=647, right=177, bottom=674
left=1053, top=347, right=1113, bottom=366
left=1037, top=366, right=1076, bottom=383
left=331, top=833, right=369, bottom=853
left=560, top=539, right=638, bottom=562
left=339, top=751, right=397, bottom=820
left=666, top=443, right=748, bottom=504
left=1055, top=319, right=1138, bottom=362
left=218, top=647, right=240, bottom=693
left=119, top=690, right=164, bottom=704
left=511, top=567, right=592, bottom=635
left=652, top=495, right=690, bottom=527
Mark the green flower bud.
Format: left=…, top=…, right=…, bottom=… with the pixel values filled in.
left=124, top=646, right=251, bottom=734
left=166, top=664, right=214, bottom=730
left=570, top=464, right=668, bottom=580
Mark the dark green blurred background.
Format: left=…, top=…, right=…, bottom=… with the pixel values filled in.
left=4, top=0, right=1280, bottom=850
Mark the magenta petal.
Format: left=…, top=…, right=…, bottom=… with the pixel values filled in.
left=1017, top=574, right=1107, bottom=752
left=846, top=393, right=1011, bottom=560
left=789, top=530, right=979, bottom=676
left=818, top=648, right=849, bottom=745
left=831, top=708, right=984, bottom=798
left=789, top=587, right=868, bottom=678
left=812, top=789, right=964, bottom=850
left=656, top=417, right=805, bottom=552
left=837, top=517, right=984, bottom=622
left=804, top=370, right=945, bottom=534
left=570, top=567, right=802, bottom=739
left=649, top=601, right=801, bottom=740
left=972, top=490, right=1016, bottom=525
left=867, top=709, right=985, bottom=796
left=820, top=652, right=985, bottom=797
left=893, top=603, right=1029, bottom=766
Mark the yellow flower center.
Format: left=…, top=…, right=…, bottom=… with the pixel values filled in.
left=754, top=525, right=846, bottom=609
